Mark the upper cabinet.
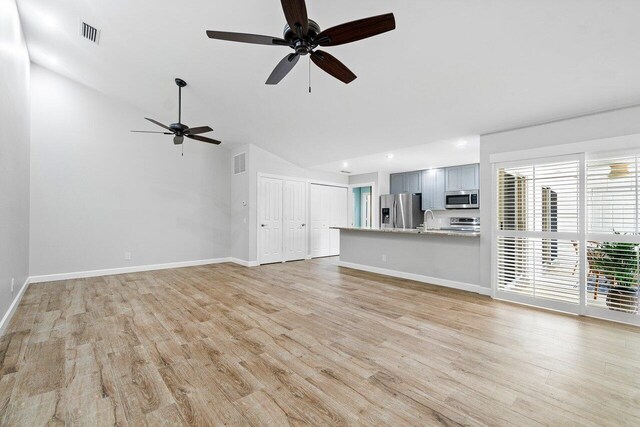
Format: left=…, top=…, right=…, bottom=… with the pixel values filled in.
left=390, top=171, right=422, bottom=194
left=421, top=169, right=446, bottom=211
left=445, top=164, right=479, bottom=192
left=405, top=171, right=422, bottom=193
left=390, top=173, right=405, bottom=194
left=389, top=164, right=479, bottom=205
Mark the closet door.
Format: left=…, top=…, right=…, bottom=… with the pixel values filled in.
left=283, top=180, right=307, bottom=261
left=311, top=184, right=348, bottom=258
left=258, top=177, right=283, bottom=264
left=310, top=184, right=329, bottom=257
left=329, top=186, right=348, bottom=256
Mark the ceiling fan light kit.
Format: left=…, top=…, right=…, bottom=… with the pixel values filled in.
left=206, top=0, right=396, bottom=85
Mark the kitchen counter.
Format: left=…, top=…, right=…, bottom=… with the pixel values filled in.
left=331, top=227, right=479, bottom=238
left=334, top=226, right=488, bottom=295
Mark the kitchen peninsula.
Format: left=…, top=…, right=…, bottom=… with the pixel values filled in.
left=333, top=227, right=487, bottom=295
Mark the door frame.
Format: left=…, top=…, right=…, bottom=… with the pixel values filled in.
left=257, top=172, right=348, bottom=265
left=347, top=181, right=377, bottom=229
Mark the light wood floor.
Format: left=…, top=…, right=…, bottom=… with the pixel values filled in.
left=1, top=259, right=639, bottom=426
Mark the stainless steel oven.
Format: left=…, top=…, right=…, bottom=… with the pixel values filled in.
left=445, top=190, right=479, bottom=209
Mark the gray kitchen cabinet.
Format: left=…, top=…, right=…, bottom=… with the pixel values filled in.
left=404, top=171, right=422, bottom=194
left=390, top=173, right=405, bottom=194
left=390, top=171, right=422, bottom=194
left=421, top=169, right=446, bottom=211
left=445, top=164, right=479, bottom=191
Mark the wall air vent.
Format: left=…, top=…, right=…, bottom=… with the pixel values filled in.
left=80, top=21, right=100, bottom=44
left=233, top=152, right=246, bottom=175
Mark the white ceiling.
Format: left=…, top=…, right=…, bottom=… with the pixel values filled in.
left=16, top=0, right=640, bottom=169
left=314, top=136, right=480, bottom=175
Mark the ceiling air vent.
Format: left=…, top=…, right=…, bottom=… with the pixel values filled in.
left=340, top=170, right=352, bottom=174
left=233, top=153, right=246, bottom=175
left=80, top=21, right=100, bottom=44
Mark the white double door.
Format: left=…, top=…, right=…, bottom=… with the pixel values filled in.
left=310, top=184, right=348, bottom=258
left=258, top=177, right=307, bottom=264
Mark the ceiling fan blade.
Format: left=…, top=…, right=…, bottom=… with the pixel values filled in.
left=316, top=13, right=396, bottom=46
left=310, top=50, right=357, bottom=84
left=131, top=130, right=173, bottom=134
left=173, top=135, right=184, bottom=145
left=145, top=117, right=173, bottom=132
left=206, top=31, right=290, bottom=46
left=266, top=53, right=300, bottom=85
left=186, top=126, right=213, bottom=135
left=187, top=135, right=222, bottom=145
left=281, top=0, right=309, bottom=36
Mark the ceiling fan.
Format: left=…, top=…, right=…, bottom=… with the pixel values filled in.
left=131, top=78, right=221, bottom=146
left=206, top=0, right=395, bottom=85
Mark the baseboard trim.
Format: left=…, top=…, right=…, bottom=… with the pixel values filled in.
left=29, top=258, right=238, bottom=283
left=229, top=258, right=259, bottom=268
left=337, top=261, right=492, bottom=296
left=0, top=277, right=30, bottom=336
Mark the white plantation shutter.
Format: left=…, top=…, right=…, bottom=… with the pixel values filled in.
left=587, top=156, right=638, bottom=234
left=586, top=155, right=640, bottom=315
left=496, top=159, right=581, bottom=307
left=495, top=151, right=640, bottom=322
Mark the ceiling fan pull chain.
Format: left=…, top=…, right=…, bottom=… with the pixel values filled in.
left=182, top=143, right=184, bottom=157
left=308, top=57, right=311, bottom=93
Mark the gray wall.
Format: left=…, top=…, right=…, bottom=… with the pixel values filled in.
left=0, top=0, right=30, bottom=326
left=479, top=105, right=640, bottom=289
left=340, top=230, right=481, bottom=290
left=29, top=66, right=231, bottom=276
left=230, top=144, right=251, bottom=261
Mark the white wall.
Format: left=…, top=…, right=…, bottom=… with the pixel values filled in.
left=0, top=0, right=30, bottom=329
left=349, top=172, right=379, bottom=186
left=480, top=105, right=640, bottom=289
left=230, top=143, right=347, bottom=263
left=29, top=66, right=231, bottom=276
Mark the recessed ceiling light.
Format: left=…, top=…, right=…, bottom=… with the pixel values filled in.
left=456, top=139, right=468, bottom=147
left=342, top=161, right=349, bottom=168
left=387, top=153, right=394, bottom=160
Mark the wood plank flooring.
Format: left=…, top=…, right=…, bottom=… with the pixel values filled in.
left=1, top=258, right=639, bottom=426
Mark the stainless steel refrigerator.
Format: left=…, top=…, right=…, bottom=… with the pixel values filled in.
left=380, top=194, right=422, bottom=229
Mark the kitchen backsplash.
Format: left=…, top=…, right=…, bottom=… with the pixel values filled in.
left=423, top=209, right=480, bottom=229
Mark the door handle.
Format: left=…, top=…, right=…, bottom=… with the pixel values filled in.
left=261, top=224, right=266, bottom=227
left=301, top=223, right=306, bottom=227
left=393, top=201, right=397, bottom=228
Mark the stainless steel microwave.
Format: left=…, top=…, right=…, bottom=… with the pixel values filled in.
left=445, top=190, right=479, bottom=209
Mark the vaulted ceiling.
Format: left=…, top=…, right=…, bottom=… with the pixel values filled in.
left=16, top=0, right=640, bottom=167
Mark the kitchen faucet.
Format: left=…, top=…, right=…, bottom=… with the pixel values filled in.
left=423, top=209, right=435, bottom=230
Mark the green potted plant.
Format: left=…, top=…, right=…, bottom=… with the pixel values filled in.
left=592, top=239, right=640, bottom=313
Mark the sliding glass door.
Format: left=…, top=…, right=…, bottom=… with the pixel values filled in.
left=494, top=152, right=640, bottom=325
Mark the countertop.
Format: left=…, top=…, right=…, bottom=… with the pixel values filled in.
left=331, top=227, right=480, bottom=238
